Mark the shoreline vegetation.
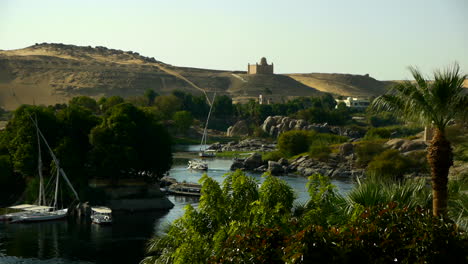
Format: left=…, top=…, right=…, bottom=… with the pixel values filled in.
left=0, top=64, right=467, bottom=263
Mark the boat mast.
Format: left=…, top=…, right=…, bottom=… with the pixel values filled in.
left=36, top=115, right=45, bottom=206
left=200, top=92, right=216, bottom=152
left=53, top=162, right=60, bottom=209
left=31, top=118, right=80, bottom=202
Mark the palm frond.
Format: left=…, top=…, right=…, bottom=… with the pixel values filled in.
left=372, top=63, right=467, bottom=131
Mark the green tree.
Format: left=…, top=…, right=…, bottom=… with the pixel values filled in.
left=69, top=96, right=99, bottom=113
left=0, top=154, right=24, bottom=206
left=213, top=95, right=234, bottom=118
left=173, top=111, right=194, bottom=134
left=3, top=105, right=60, bottom=177
left=100, top=95, right=124, bottom=112
left=154, top=95, right=182, bottom=120
left=89, top=103, right=172, bottom=183
left=372, top=63, right=467, bottom=216
left=143, top=171, right=295, bottom=264
left=55, top=105, right=100, bottom=189
left=144, top=89, right=159, bottom=106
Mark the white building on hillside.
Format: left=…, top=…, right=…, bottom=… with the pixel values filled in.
left=335, top=97, right=370, bottom=108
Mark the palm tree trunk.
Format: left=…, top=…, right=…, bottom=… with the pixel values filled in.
left=427, top=128, right=453, bottom=216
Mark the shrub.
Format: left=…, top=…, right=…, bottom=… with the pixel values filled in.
left=285, top=204, right=467, bottom=263
left=278, top=130, right=312, bottom=157
left=368, top=111, right=399, bottom=127
left=355, top=140, right=386, bottom=167
left=172, top=111, right=194, bottom=134
left=309, top=145, right=331, bottom=161
left=253, top=126, right=270, bottom=138
left=262, top=150, right=284, bottom=162
left=365, top=126, right=423, bottom=140
left=310, top=132, right=348, bottom=147
left=345, top=176, right=431, bottom=211
left=366, top=149, right=413, bottom=180
left=364, top=127, right=391, bottom=139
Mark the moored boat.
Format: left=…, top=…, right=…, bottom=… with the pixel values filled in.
left=11, top=209, right=68, bottom=223
left=168, top=183, right=202, bottom=196
left=91, top=206, right=112, bottom=225
left=187, top=160, right=208, bottom=171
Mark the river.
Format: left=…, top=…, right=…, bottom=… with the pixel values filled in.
left=0, top=146, right=355, bottom=264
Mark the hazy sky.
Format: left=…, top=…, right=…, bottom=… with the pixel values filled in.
left=1, top=0, right=467, bottom=80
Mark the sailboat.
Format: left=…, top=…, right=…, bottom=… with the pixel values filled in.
left=198, top=92, right=216, bottom=158
left=187, top=93, right=216, bottom=170
left=10, top=116, right=80, bottom=223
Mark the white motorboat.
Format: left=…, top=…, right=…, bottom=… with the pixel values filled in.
left=188, top=160, right=208, bottom=171
left=91, top=206, right=112, bottom=225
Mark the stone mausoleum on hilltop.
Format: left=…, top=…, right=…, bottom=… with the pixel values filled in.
left=248, top=57, right=274, bottom=74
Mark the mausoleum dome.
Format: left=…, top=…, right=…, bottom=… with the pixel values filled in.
left=260, top=57, right=267, bottom=65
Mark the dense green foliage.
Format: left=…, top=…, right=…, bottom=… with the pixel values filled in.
left=355, top=140, right=387, bottom=167
left=278, top=130, right=312, bottom=157
left=0, top=154, right=24, bottom=206
left=143, top=171, right=468, bottom=264
left=364, top=126, right=423, bottom=140
left=278, top=130, right=348, bottom=158
left=172, top=111, right=194, bottom=134
left=0, top=98, right=173, bottom=202
left=366, top=149, right=413, bottom=180
left=89, top=103, right=172, bottom=182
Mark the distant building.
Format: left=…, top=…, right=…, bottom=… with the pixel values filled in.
left=335, top=97, right=370, bottom=108
left=248, top=57, right=274, bottom=74
left=258, top=94, right=272, bottom=105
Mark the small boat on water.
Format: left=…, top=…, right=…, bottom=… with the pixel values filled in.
left=11, top=208, right=68, bottom=223
left=188, top=160, right=208, bottom=171
left=189, top=93, right=216, bottom=169
left=198, top=149, right=216, bottom=158
left=168, top=183, right=202, bottom=196
left=91, top=206, right=112, bottom=225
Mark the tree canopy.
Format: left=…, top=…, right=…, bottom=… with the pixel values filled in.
left=89, top=103, right=172, bottom=182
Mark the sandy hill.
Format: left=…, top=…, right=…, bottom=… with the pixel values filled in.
left=0, top=43, right=391, bottom=110
left=287, top=73, right=389, bottom=97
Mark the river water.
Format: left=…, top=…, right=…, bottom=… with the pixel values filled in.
left=0, top=146, right=355, bottom=264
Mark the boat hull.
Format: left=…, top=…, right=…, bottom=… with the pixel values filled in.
left=11, top=209, right=68, bottom=223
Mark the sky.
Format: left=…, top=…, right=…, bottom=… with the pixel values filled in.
left=0, top=0, right=467, bottom=80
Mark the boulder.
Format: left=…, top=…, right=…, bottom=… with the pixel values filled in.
left=399, top=140, right=427, bottom=153
left=230, top=159, right=244, bottom=170
left=207, top=142, right=222, bottom=151
left=278, top=158, right=289, bottom=166
left=262, top=116, right=275, bottom=132
left=254, top=165, right=268, bottom=173
left=386, top=138, right=407, bottom=150
left=268, top=161, right=284, bottom=175
left=339, top=143, right=354, bottom=156
left=243, top=152, right=264, bottom=170
left=227, top=120, right=250, bottom=137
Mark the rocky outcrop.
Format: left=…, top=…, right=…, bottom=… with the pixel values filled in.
left=385, top=138, right=427, bottom=154
left=226, top=120, right=250, bottom=137
left=260, top=116, right=365, bottom=138
left=244, top=153, right=264, bottom=170
left=211, top=139, right=276, bottom=152
left=229, top=142, right=364, bottom=179
left=287, top=154, right=364, bottom=179
left=230, top=152, right=265, bottom=171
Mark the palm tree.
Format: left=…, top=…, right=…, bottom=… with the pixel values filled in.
left=372, top=63, right=467, bottom=216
